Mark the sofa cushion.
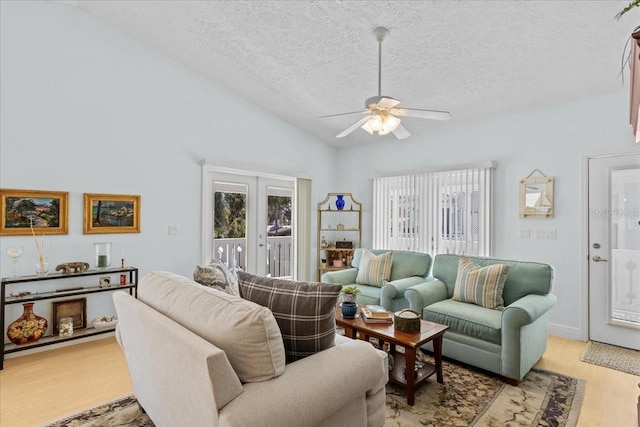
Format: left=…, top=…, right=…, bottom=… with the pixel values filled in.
left=355, top=250, right=393, bottom=287
left=193, top=259, right=239, bottom=295
left=452, top=257, right=510, bottom=309
left=432, top=254, right=553, bottom=305
left=423, top=299, right=502, bottom=345
left=137, top=271, right=285, bottom=383
left=352, top=249, right=431, bottom=281
left=237, top=271, right=342, bottom=363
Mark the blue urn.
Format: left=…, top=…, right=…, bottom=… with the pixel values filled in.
left=336, top=194, right=345, bottom=210
left=341, top=301, right=357, bottom=318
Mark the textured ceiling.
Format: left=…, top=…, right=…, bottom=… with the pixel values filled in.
left=70, top=0, right=638, bottom=146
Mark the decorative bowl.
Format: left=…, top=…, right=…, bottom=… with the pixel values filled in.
left=92, top=317, right=118, bottom=329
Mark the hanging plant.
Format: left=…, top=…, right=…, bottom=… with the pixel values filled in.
left=616, top=0, right=640, bottom=81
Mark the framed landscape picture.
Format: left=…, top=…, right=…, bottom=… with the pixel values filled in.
left=0, top=189, right=69, bottom=236
left=83, top=193, right=141, bottom=234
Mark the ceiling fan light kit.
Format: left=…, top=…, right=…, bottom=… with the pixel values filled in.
left=321, top=26, right=451, bottom=141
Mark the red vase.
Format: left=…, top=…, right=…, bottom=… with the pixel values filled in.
left=6, top=303, right=48, bottom=345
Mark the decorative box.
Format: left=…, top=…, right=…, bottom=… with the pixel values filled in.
left=394, top=309, right=421, bottom=334
left=335, top=241, right=353, bottom=249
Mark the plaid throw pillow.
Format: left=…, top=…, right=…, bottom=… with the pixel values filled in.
left=452, top=257, right=511, bottom=309
left=355, top=250, right=393, bottom=287
left=237, top=271, right=342, bottom=363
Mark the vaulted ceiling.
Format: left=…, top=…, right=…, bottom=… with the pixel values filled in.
left=71, top=1, right=637, bottom=146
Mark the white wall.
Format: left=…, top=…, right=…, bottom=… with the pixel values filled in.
left=335, top=91, right=638, bottom=339
left=2, top=1, right=638, bottom=342
left=0, top=1, right=336, bottom=329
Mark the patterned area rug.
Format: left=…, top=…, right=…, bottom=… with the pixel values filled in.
left=580, top=341, right=640, bottom=376
left=44, top=360, right=585, bottom=427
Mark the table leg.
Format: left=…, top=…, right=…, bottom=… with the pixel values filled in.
left=433, top=335, right=444, bottom=384
left=344, top=325, right=356, bottom=339
left=404, top=346, right=416, bottom=406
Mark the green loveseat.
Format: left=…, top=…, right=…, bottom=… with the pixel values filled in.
left=405, top=254, right=556, bottom=384
left=321, top=249, right=432, bottom=312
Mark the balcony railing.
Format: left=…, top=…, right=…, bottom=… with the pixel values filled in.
left=213, top=236, right=292, bottom=279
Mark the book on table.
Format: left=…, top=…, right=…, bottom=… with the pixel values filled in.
left=361, top=305, right=393, bottom=323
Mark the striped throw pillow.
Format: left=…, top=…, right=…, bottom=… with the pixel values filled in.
left=237, top=271, right=342, bottom=363
left=356, top=250, right=393, bottom=287
left=452, top=257, right=511, bottom=309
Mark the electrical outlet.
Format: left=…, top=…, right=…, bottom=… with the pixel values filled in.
left=168, top=225, right=178, bottom=236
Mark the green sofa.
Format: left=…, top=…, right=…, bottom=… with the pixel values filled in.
left=321, top=249, right=432, bottom=312
left=405, top=254, right=556, bottom=384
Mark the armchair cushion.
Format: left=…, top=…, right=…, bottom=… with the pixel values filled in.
left=423, top=299, right=502, bottom=345
left=238, top=271, right=342, bottom=363
left=356, top=250, right=393, bottom=287
left=452, top=257, right=510, bottom=309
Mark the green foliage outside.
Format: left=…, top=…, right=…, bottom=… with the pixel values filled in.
left=214, top=192, right=247, bottom=238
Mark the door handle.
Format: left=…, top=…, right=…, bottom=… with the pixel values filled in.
left=592, top=255, right=608, bottom=262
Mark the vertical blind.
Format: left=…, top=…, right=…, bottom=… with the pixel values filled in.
left=373, top=165, right=494, bottom=257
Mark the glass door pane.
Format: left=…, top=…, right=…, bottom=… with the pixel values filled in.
left=610, top=168, right=640, bottom=327
left=265, top=186, right=293, bottom=278
left=213, top=181, right=248, bottom=270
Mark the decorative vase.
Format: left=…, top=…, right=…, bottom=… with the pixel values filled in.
left=335, top=194, right=345, bottom=211
left=36, top=261, right=48, bottom=276
left=341, top=301, right=357, bottom=318
left=6, top=303, right=48, bottom=345
left=94, top=242, right=112, bottom=268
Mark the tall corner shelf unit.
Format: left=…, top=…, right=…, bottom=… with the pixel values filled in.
left=0, top=266, right=138, bottom=370
left=317, top=193, right=362, bottom=280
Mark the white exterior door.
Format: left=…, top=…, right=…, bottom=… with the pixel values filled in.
left=588, top=152, right=640, bottom=350
left=202, top=168, right=294, bottom=277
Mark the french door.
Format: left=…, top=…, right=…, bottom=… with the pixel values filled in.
left=202, top=169, right=295, bottom=278
left=587, top=151, right=640, bottom=350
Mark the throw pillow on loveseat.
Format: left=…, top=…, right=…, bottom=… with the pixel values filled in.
left=237, top=271, right=342, bottom=363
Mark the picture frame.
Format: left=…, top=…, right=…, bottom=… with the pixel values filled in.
left=52, top=298, right=87, bottom=334
left=0, top=189, right=69, bottom=236
left=83, top=193, right=141, bottom=234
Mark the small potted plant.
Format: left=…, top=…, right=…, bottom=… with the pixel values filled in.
left=340, top=286, right=360, bottom=303
left=339, top=286, right=360, bottom=318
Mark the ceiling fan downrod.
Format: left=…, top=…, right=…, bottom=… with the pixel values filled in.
left=373, top=27, right=389, bottom=98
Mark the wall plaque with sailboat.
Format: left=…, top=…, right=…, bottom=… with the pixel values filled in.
left=83, top=193, right=141, bottom=234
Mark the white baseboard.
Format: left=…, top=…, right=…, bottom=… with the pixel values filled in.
left=548, top=323, right=586, bottom=341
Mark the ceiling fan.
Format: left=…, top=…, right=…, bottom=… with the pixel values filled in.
left=320, top=27, right=451, bottom=140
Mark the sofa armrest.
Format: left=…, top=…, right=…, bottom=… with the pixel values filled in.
left=321, top=268, right=358, bottom=285
left=113, top=292, right=243, bottom=424
left=219, top=340, right=387, bottom=426
left=380, top=276, right=432, bottom=309
left=501, top=293, right=557, bottom=381
left=405, top=279, right=449, bottom=314
left=502, top=293, right=557, bottom=327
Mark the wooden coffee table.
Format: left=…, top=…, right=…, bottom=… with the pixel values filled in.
left=336, top=305, right=448, bottom=406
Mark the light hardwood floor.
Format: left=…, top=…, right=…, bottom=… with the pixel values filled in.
left=0, top=335, right=637, bottom=427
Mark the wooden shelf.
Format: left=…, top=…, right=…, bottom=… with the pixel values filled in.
left=4, top=326, right=115, bottom=354
left=1, top=267, right=138, bottom=370
left=317, top=193, right=362, bottom=280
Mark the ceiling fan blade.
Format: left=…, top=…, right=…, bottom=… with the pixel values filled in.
left=336, top=116, right=371, bottom=138
left=392, top=123, right=411, bottom=139
left=395, top=108, right=452, bottom=121
left=376, top=97, right=401, bottom=109
left=317, top=110, right=367, bottom=119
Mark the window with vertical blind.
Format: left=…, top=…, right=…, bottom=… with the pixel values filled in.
left=373, top=162, right=495, bottom=257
